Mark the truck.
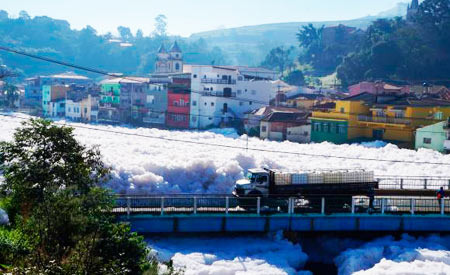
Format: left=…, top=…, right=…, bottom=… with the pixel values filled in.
left=232, top=168, right=379, bottom=212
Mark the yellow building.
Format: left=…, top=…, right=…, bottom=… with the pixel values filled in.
left=311, top=92, right=450, bottom=147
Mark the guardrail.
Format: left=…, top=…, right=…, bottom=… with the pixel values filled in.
left=113, top=195, right=450, bottom=218
left=376, top=176, right=450, bottom=190
left=358, top=115, right=411, bottom=125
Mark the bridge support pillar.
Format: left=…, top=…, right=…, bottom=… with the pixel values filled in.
left=321, top=197, right=325, bottom=215
left=127, top=197, right=131, bottom=219
left=410, top=199, right=415, bottom=215
left=257, top=197, right=261, bottom=215
left=193, top=197, right=197, bottom=215
left=381, top=198, right=386, bottom=214
left=441, top=198, right=445, bottom=215
left=351, top=198, right=355, bottom=214
left=225, top=197, right=229, bottom=215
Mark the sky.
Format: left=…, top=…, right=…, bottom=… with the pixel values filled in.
left=0, top=0, right=410, bottom=37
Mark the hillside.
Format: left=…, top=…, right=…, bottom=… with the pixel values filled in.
left=188, top=3, right=408, bottom=65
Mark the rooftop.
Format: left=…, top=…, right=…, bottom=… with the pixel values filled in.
left=261, top=111, right=310, bottom=123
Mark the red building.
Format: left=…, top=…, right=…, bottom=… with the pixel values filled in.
left=166, top=85, right=191, bottom=129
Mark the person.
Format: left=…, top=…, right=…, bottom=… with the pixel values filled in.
left=437, top=187, right=445, bottom=208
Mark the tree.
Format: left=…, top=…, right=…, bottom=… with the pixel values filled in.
left=3, top=84, right=19, bottom=108
left=154, top=14, right=168, bottom=37
left=18, top=10, right=30, bottom=20
left=283, top=70, right=305, bottom=86
left=297, top=24, right=324, bottom=49
left=118, top=26, right=133, bottom=41
left=260, top=46, right=294, bottom=76
left=0, top=119, right=152, bottom=274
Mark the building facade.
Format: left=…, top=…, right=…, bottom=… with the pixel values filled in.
left=415, top=120, right=450, bottom=153
left=187, top=65, right=279, bottom=129
left=166, top=85, right=191, bottom=129
left=143, top=83, right=168, bottom=126
left=260, top=111, right=310, bottom=142
left=42, top=85, right=69, bottom=117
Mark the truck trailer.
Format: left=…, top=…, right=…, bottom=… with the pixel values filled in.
left=233, top=168, right=378, bottom=211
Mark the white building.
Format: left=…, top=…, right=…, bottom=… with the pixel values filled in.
left=186, top=65, right=279, bottom=129
left=65, top=99, right=82, bottom=121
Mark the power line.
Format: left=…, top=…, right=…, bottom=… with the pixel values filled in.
left=2, top=113, right=450, bottom=167
left=2, top=46, right=450, bottom=134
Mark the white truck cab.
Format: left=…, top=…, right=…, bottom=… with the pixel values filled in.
left=233, top=168, right=270, bottom=197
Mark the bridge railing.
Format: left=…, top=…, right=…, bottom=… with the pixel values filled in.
left=114, top=195, right=450, bottom=217
left=376, top=176, right=450, bottom=190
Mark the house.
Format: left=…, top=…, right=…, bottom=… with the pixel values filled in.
left=25, top=72, right=92, bottom=107
left=311, top=92, right=450, bottom=147
left=415, top=119, right=450, bottom=153
left=285, top=93, right=326, bottom=110
left=186, top=65, right=279, bottom=129
left=98, top=77, right=149, bottom=124
left=143, top=83, right=168, bottom=126
left=244, top=106, right=303, bottom=135
left=260, top=111, right=310, bottom=142
left=166, top=84, right=191, bottom=129
left=65, top=99, right=82, bottom=121
left=348, top=82, right=409, bottom=97
left=42, top=85, right=70, bottom=117
left=66, top=94, right=99, bottom=122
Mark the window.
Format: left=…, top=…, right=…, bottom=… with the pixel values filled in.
left=314, top=123, right=320, bottom=132
left=192, top=116, right=197, bottom=122
left=338, top=125, right=346, bottom=134
left=249, top=101, right=253, bottom=105
left=175, top=63, right=180, bottom=71
left=323, top=123, right=329, bottom=132
left=340, top=107, right=345, bottom=113
left=204, top=102, right=207, bottom=106
left=68, top=107, right=71, bottom=112
left=435, top=112, right=443, bottom=120
left=180, top=99, right=185, bottom=106
left=330, top=123, right=336, bottom=133
left=84, top=108, right=87, bottom=114
left=211, top=102, right=214, bottom=106
left=395, top=111, right=405, bottom=118
left=193, top=101, right=197, bottom=106
left=173, top=101, right=178, bottom=106
left=238, top=76, right=243, bottom=81
left=193, top=74, right=197, bottom=78
left=423, top=138, right=432, bottom=144
left=261, top=126, right=267, bottom=132
left=239, top=101, right=244, bottom=106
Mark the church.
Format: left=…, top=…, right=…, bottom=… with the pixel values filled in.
left=406, top=0, right=419, bottom=21
left=155, top=41, right=183, bottom=74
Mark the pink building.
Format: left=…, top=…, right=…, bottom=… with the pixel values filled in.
left=349, top=82, right=410, bottom=96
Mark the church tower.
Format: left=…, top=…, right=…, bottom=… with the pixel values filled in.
left=407, top=0, right=419, bottom=21
left=155, top=41, right=183, bottom=74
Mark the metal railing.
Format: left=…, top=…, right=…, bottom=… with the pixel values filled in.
left=113, top=195, right=450, bottom=218
left=201, top=78, right=236, bottom=85
left=376, top=176, right=450, bottom=190
left=358, top=115, right=411, bottom=125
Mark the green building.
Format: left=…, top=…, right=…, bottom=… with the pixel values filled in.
left=310, top=118, right=349, bottom=144
left=100, top=83, right=120, bottom=105
left=415, top=121, right=450, bottom=153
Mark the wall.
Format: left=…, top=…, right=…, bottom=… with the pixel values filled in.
left=311, top=119, right=349, bottom=144
left=415, top=121, right=446, bottom=152
left=287, top=125, right=311, bottom=143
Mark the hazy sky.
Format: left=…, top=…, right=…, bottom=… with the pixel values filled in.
left=1, top=0, right=409, bottom=37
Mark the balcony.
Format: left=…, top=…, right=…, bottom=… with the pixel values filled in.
left=201, top=78, right=236, bottom=85
left=358, top=115, right=411, bottom=125
left=200, top=91, right=236, bottom=98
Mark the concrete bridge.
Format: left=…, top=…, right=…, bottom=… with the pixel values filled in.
left=115, top=195, right=450, bottom=233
